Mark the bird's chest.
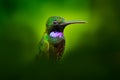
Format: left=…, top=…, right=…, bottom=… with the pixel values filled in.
left=49, top=38, right=65, bottom=61
left=49, top=37, right=65, bottom=51
left=49, top=37, right=64, bottom=44
left=49, top=33, right=65, bottom=50
left=49, top=39, right=65, bottom=50
left=49, top=34, right=65, bottom=53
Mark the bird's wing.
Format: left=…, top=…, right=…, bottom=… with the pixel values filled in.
left=38, top=34, right=49, bottom=60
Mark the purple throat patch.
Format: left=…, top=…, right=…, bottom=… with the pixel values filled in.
left=50, top=32, right=63, bottom=38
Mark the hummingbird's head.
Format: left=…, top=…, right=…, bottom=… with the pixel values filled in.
left=46, top=16, right=65, bottom=34
left=46, top=16, right=87, bottom=38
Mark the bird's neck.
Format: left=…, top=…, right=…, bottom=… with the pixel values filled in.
left=49, top=31, right=64, bottom=38
left=49, top=31, right=64, bottom=44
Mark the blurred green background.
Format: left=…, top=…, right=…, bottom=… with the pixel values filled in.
left=0, top=0, right=120, bottom=80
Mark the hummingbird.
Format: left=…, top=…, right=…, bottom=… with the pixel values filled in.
left=38, top=16, right=87, bottom=63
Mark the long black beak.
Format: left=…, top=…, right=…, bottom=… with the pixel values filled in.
left=60, top=21, right=87, bottom=26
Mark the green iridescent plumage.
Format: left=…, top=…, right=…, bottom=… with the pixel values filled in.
left=46, top=16, right=65, bottom=27
left=38, top=16, right=87, bottom=63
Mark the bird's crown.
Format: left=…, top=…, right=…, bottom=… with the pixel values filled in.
left=46, top=16, right=65, bottom=27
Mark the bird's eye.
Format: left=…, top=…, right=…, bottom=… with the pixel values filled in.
left=53, top=21, right=58, bottom=24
